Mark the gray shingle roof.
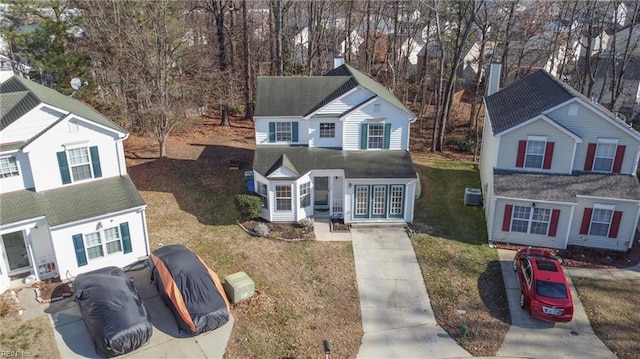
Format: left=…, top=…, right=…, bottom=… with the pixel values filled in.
left=0, top=76, right=125, bottom=133
left=0, top=176, right=146, bottom=226
left=254, top=146, right=417, bottom=179
left=484, top=70, right=575, bottom=134
left=254, top=64, right=414, bottom=118
left=494, top=170, right=640, bottom=203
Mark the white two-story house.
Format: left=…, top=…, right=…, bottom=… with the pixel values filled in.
left=0, top=76, right=150, bottom=292
left=251, top=63, right=418, bottom=224
left=480, top=63, right=640, bottom=252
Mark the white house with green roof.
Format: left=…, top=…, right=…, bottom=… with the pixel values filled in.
left=0, top=76, right=149, bottom=293
left=251, top=64, right=418, bottom=224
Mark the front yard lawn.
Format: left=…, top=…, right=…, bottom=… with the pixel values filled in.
left=410, top=153, right=510, bottom=356
left=126, top=125, right=362, bottom=359
left=573, top=278, right=640, bottom=359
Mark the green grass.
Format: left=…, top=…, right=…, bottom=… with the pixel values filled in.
left=414, top=157, right=487, bottom=242
left=411, top=154, right=510, bottom=356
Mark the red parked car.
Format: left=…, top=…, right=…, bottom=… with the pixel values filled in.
left=512, top=247, right=574, bottom=323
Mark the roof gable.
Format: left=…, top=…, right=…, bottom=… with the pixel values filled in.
left=0, top=76, right=125, bottom=134
left=254, top=64, right=414, bottom=118
left=484, top=70, right=574, bottom=134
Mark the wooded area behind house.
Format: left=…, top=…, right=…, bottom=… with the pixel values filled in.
left=1, top=0, right=639, bottom=157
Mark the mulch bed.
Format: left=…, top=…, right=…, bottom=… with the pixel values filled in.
left=31, top=278, right=73, bottom=303
left=494, top=237, right=640, bottom=269
left=239, top=218, right=315, bottom=241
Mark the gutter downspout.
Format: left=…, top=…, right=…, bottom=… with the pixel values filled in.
left=140, top=208, right=150, bottom=257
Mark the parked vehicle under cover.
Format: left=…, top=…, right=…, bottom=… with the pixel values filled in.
left=150, top=244, right=230, bottom=335
left=73, top=266, right=153, bottom=357
left=512, top=247, right=574, bottom=323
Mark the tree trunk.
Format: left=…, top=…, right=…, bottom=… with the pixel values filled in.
left=275, top=0, right=283, bottom=76
left=242, top=0, right=253, bottom=119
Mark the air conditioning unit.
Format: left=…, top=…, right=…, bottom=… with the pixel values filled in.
left=464, top=188, right=482, bottom=206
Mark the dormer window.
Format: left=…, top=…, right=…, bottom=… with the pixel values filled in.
left=0, top=156, right=19, bottom=178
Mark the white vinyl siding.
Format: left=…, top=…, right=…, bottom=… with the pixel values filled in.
left=314, top=87, right=373, bottom=115
left=341, top=101, right=413, bottom=151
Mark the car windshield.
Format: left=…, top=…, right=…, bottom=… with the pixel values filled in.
left=536, top=280, right=568, bottom=299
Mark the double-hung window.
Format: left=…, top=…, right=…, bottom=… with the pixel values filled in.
left=57, top=146, right=102, bottom=184
left=85, top=232, right=104, bottom=259
left=68, top=147, right=92, bottom=181
left=104, top=227, right=122, bottom=254
left=593, top=141, right=617, bottom=172
left=0, top=156, right=19, bottom=178
left=511, top=205, right=551, bottom=235
left=300, top=182, right=311, bottom=207
left=319, top=123, right=335, bottom=138
left=275, top=185, right=292, bottom=211
left=589, top=206, right=613, bottom=237
left=524, top=139, right=546, bottom=168
left=276, top=122, right=292, bottom=141
left=368, top=124, right=384, bottom=149
left=72, top=223, right=132, bottom=267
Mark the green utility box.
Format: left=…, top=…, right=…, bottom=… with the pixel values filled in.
left=223, top=271, right=255, bottom=303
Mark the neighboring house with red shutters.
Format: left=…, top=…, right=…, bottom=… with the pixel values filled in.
left=479, top=63, right=640, bottom=252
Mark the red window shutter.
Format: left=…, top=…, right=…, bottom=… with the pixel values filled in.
left=579, top=208, right=593, bottom=235
left=584, top=143, right=596, bottom=171
left=608, top=211, right=623, bottom=238
left=612, top=145, right=626, bottom=173
left=548, top=209, right=560, bottom=237
left=502, top=204, right=513, bottom=232
left=516, top=141, right=526, bottom=167
left=543, top=142, right=555, bottom=169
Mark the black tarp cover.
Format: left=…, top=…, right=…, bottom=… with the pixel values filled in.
left=73, top=266, right=153, bottom=357
left=150, top=244, right=230, bottom=335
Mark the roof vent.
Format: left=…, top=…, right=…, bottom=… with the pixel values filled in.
left=464, top=188, right=482, bottom=206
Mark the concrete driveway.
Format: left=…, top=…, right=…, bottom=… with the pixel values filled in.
left=351, top=226, right=471, bottom=358
left=496, top=249, right=616, bottom=359
left=45, top=264, right=234, bottom=358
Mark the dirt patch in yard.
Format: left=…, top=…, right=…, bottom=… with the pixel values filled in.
left=0, top=312, right=60, bottom=359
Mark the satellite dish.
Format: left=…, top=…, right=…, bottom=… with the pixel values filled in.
left=70, top=77, right=82, bottom=90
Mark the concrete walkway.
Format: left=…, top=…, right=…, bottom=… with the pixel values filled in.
left=496, top=249, right=616, bottom=359
left=351, top=227, right=471, bottom=358
left=565, top=262, right=640, bottom=280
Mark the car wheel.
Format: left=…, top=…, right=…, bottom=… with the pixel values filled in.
left=520, top=292, right=525, bottom=309
left=512, top=259, right=517, bottom=271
